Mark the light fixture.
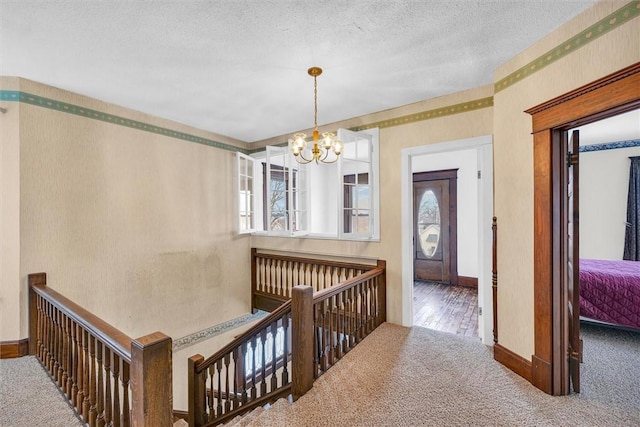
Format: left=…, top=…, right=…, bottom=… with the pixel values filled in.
left=290, top=67, right=343, bottom=164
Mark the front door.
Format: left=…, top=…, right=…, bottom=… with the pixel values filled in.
left=413, top=170, right=458, bottom=284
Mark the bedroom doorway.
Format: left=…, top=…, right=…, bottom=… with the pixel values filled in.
left=557, top=105, right=640, bottom=396
left=564, top=108, right=640, bottom=396
left=527, top=63, right=640, bottom=396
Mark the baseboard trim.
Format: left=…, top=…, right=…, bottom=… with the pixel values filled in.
left=531, top=354, right=553, bottom=394
left=0, top=338, right=29, bottom=359
left=458, top=276, right=478, bottom=288
left=494, top=343, right=532, bottom=383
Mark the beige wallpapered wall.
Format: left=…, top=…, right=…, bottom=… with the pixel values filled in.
left=2, top=76, right=253, bottom=341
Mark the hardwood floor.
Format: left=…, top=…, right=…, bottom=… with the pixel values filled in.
left=413, top=281, right=479, bottom=338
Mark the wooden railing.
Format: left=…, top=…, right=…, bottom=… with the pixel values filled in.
left=313, top=262, right=386, bottom=377
left=251, top=248, right=378, bottom=312
left=189, top=252, right=386, bottom=427
left=188, top=301, right=293, bottom=427
left=28, top=273, right=173, bottom=427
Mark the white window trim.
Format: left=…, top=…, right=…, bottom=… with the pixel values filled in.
left=236, top=152, right=256, bottom=234
left=238, top=128, right=380, bottom=241
left=338, top=128, right=380, bottom=240
left=265, top=146, right=310, bottom=236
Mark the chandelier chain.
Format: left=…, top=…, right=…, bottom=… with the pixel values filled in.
left=313, top=75, right=318, bottom=130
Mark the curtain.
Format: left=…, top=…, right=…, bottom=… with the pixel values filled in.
left=623, top=156, right=640, bottom=261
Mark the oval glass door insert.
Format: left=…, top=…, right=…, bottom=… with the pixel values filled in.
left=418, top=190, right=441, bottom=258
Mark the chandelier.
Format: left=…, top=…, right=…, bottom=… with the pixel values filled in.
left=290, top=67, right=343, bottom=164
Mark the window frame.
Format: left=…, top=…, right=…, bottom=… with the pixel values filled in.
left=262, top=163, right=296, bottom=233
left=343, top=172, right=370, bottom=234
left=265, top=145, right=309, bottom=236
left=238, top=127, right=379, bottom=241
left=236, top=152, right=256, bottom=234
left=338, top=128, right=380, bottom=240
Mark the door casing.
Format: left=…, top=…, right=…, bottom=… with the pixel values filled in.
left=401, top=136, right=494, bottom=345
left=526, top=62, right=640, bottom=395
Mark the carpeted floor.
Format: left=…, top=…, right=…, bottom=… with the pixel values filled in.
left=0, top=356, right=83, bottom=427
left=241, top=322, right=640, bottom=426
left=1, top=323, right=638, bottom=426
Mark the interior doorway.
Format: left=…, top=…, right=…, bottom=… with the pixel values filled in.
left=527, top=63, right=640, bottom=396
left=565, top=109, right=640, bottom=394
left=401, top=135, right=494, bottom=345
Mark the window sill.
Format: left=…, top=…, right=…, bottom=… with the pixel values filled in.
left=249, top=231, right=380, bottom=243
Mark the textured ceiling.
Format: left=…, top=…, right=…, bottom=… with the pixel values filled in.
left=1, top=1, right=598, bottom=143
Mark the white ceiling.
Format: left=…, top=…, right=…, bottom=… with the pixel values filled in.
left=575, top=110, right=640, bottom=146
left=1, top=1, right=599, bottom=143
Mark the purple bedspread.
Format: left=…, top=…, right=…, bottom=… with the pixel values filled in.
left=580, top=258, right=640, bottom=329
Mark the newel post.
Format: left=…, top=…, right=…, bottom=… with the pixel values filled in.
left=131, top=331, right=173, bottom=427
left=291, top=285, right=314, bottom=400
left=28, top=272, right=47, bottom=355
left=188, top=354, right=205, bottom=427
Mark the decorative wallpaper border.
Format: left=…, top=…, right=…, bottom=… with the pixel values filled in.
left=351, top=97, right=494, bottom=132
left=495, top=1, right=640, bottom=93
left=0, top=90, right=249, bottom=155
left=2, top=3, right=636, bottom=153
left=0, top=88, right=493, bottom=155
left=247, top=96, right=495, bottom=153
left=579, top=139, right=640, bottom=153
left=172, top=310, right=267, bottom=352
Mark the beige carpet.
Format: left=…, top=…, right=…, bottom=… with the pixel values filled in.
left=0, top=356, right=84, bottom=427
left=2, top=323, right=638, bottom=426
left=241, top=322, right=640, bottom=426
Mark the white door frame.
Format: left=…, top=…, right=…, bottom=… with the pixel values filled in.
left=401, top=135, right=494, bottom=345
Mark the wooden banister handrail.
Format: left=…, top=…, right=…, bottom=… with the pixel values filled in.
left=28, top=272, right=173, bottom=427
left=30, top=283, right=132, bottom=361
left=312, top=265, right=385, bottom=304
left=253, top=250, right=377, bottom=272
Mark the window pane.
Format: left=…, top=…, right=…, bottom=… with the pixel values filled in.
left=355, top=185, right=370, bottom=210
left=356, top=209, right=370, bottom=233
left=270, top=210, right=287, bottom=230
left=418, top=190, right=441, bottom=258
left=268, top=165, right=288, bottom=232
left=343, top=172, right=370, bottom=234
left=237, top=152, right=255, bottom=233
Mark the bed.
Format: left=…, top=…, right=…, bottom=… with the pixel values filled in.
left=580, top=258, right=640, bottom=330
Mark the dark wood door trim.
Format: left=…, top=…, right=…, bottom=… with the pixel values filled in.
left=413, top=169, right=458, bottom=285
left=526, top=62, right=640, bottom=395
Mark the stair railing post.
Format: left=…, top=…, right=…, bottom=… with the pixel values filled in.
left=291, top=285, right=314, bottom=400
left=377, top=260, right=387, bottom=325
left=130, top=331, right=172, bottom=427
left=28, top=272, right=47, bottom=355
left=188, top=354, right=205, bottom=427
